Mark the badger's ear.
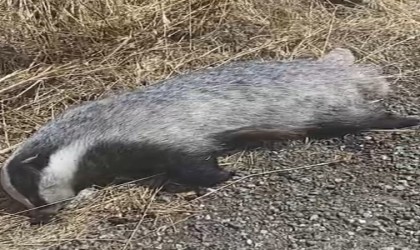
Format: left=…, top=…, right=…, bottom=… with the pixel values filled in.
left=21, top=154, right=39, bottom=164
left=319, top=48, right=356, bottom=65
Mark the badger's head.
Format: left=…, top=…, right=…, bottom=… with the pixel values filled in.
left=0, top=142, right=84, bottom=224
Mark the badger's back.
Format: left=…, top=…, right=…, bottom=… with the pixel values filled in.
left=25, top=51, right=389, bottom=157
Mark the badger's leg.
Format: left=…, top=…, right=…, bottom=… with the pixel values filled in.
left=214, top=126, right=308, bottom=151
left=168, top=156, right=234, bottom=188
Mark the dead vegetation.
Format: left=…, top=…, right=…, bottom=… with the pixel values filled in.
left=0, top=0, right=419, bottom=249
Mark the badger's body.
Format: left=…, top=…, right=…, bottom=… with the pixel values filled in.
left=1, top=48, right=419, bottom=223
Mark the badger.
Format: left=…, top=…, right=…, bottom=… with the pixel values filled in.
left=1, top=48, right=419, bottom=224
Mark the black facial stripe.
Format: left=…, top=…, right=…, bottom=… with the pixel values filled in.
left=6, top=159, right=46, bottom=207
left=5, top=146, right=57, bottom=208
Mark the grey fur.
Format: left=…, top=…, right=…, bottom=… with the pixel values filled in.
left=1, top=48, right=418, bottom=223
left=16, top=49, right=390, bottom=155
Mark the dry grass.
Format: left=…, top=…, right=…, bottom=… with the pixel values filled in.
left=0, top=0, right=419, bottom=249
left=0, top=183, right=198, bottom=249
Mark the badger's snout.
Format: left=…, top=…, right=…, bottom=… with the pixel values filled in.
left=28, top=204, right=62, bottom=225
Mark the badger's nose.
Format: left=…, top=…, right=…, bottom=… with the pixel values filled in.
left=29, top=211, right=54, bottom=225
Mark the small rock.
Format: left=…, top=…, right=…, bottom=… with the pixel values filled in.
left=306, top=240, right=317, bottom=246
left=310, top=214, right=319, bottom=221
left=301, top=178, right=311, bottom=183
left=358, top=219, right=366, bottom=224
left=345, top=218, right=355, bottom=224
left=260, top=230, right=268, bottom=235
left=246, top=239, right=253, bottom=245
left=370, top=221, right=381, bottom=227
left=323, top=211, right=332, bottom=217
left=205, top=215, right=211, bottom=220
left=66, top=187, right=97, bottom=209
left=398, top=180, right=409, bottom=186
left=337, top=212, right=346, bottom=218
left=363, top=212, right=372, bottom=218
left=394, top=185, right=406, bottom=191
left=269, top=206, right=280, bottom=213
left=295, top=213, right=305, bottom=218
left=380, top=247, right=395, bottom=250
left=381, top=155, right=389, bottom=160
left=225, top=221, right=242, bottom=230
left=385, top=197, right=404, bottom=206
left=159, top=195, right=172, bottom=203
left=405, top=176, right=413, bottom=181
left=314, top=234, right=322, bottom=240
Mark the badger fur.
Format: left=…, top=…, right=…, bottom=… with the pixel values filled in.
left=1, top=48, right=419, bottom=223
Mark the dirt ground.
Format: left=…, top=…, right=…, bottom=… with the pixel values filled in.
left=0, top=1, right=419, bottom=249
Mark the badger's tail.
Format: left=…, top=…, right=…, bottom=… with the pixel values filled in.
left=319, top=48, right=390, bottom=100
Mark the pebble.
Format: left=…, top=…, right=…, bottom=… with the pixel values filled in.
left=380, top=247, right=395, bottom=250
left=306, top=240, right=317, bottom=246
left=370, top=221, right=381, bottom=227
left=295, top=212, right=305, bottom=218
left=398, top=180, right=409, bottom=186
left=358, top=219, right=366, bottom=224
left=226, top=221, right=242, bottom=229
left=337, top=212, right=346, bottom=218
left=310, top=214, right=319, bottom=221
left=345, top=218, right=355, bottom=224
left=363, top=212, right=372, bottom=218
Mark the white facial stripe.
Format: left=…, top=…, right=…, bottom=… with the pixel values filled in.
left=38, top=140, right=89, bottom=204
left=0, top=164, right=35, bottom=209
